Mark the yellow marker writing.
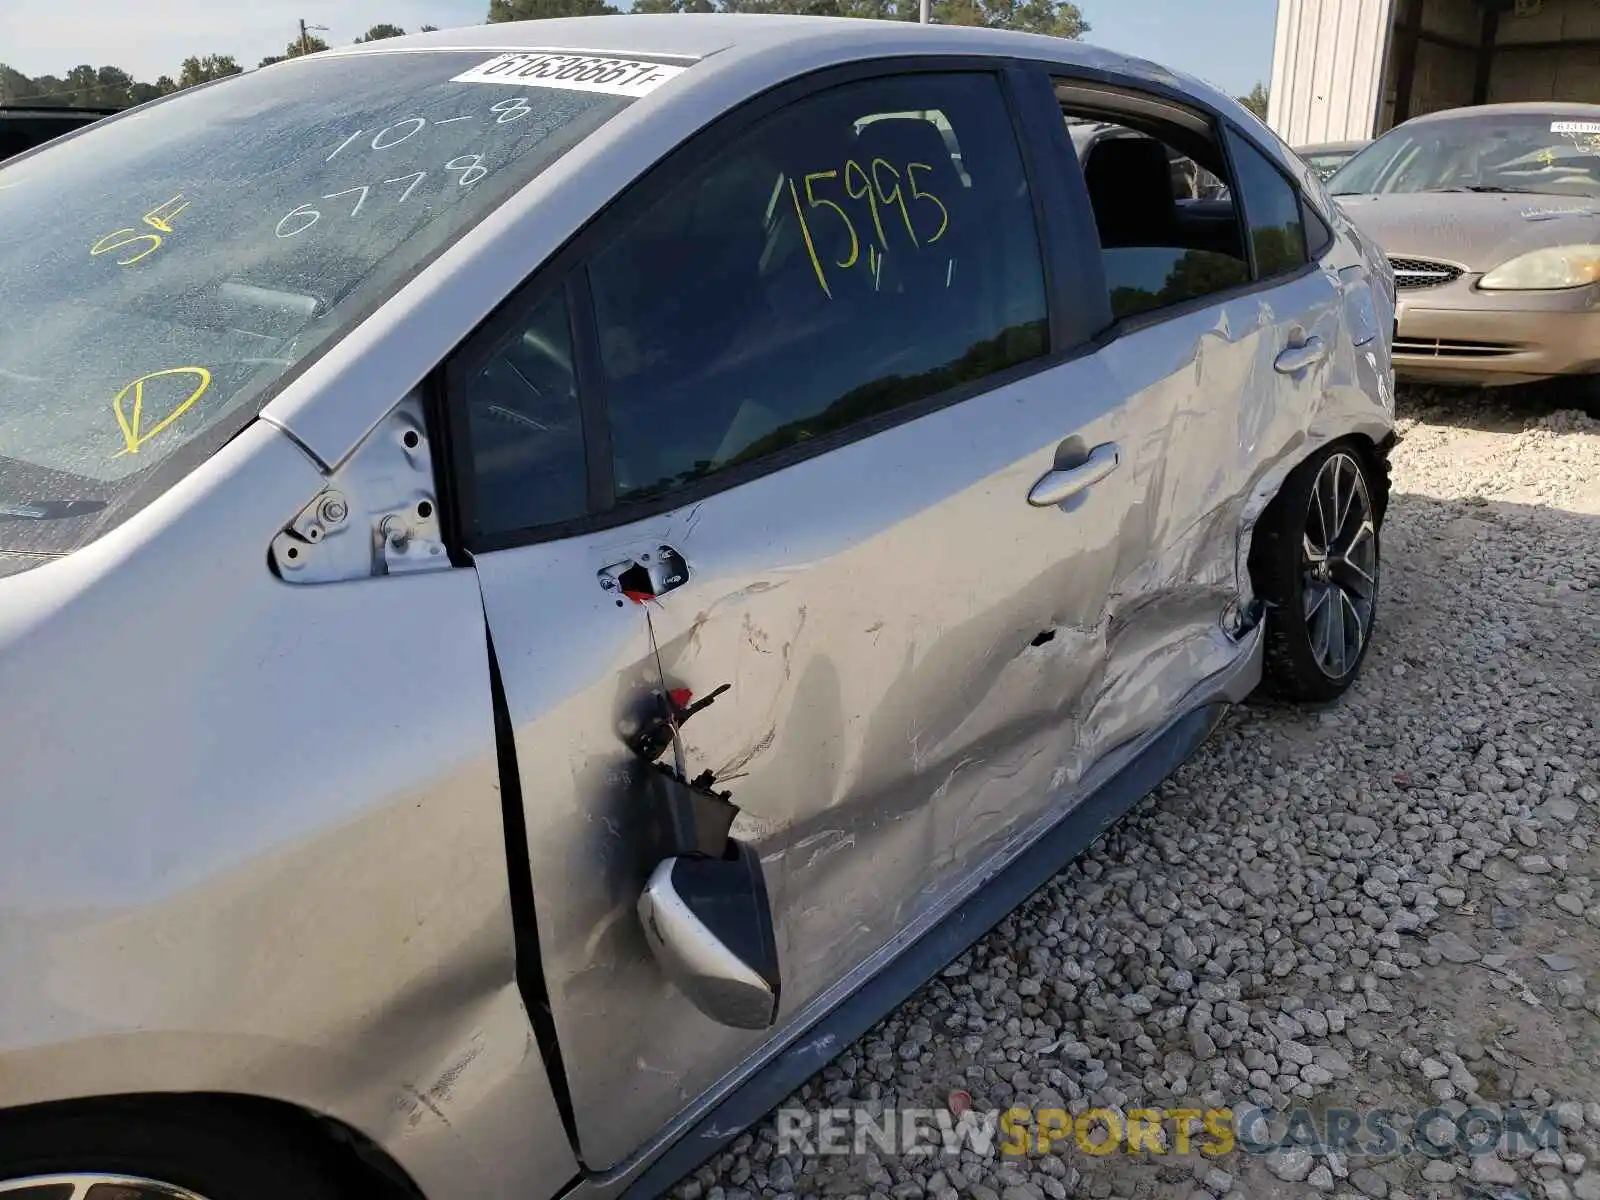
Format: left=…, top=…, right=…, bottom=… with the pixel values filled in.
left=111, top=366, right=212, bottom=457
left=91, top=228, right=162, bottom=266
left=789, top=178, right=833, bottom=299
left=91, top=194, right=191, bottom=266
left=804, top=170, right=859, bottom=269
left=844, top=159, right=889, bottom=251
left=906, top=163, right=949, bottom=244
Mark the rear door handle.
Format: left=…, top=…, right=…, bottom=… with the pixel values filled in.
left=1027, top=442, right=1120, bottom=507
left=1274, top=335, right=1327, bottom=374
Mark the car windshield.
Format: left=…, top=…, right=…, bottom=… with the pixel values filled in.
left=0, top=48, right=642, bottom=559
left=1302, top=150, right=1354, bottom=180
left=1329, top=111, right=1600, bottom=198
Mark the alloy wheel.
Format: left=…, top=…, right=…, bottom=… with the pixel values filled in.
left=0, top=1177, right=210, bottom=1200
left=1300, top=451, right=1378, bottom=679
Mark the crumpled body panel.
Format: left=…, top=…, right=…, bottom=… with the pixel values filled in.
left=476, top=249, right=1392, bottom=1172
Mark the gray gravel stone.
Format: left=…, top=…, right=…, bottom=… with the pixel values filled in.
left=1430, top=932, right=1481, bottom=964
left=1421, top=1159, right=1457, bottom=1183
left=1349, top=1166, right=1389, bottom=1197
left=1473, top=1157, right=1522, bottom=1186
left=1268, top=1148, right=1315, bottom=1183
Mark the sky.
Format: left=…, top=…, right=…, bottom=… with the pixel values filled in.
left=0, top=0, right=1278, bottom=98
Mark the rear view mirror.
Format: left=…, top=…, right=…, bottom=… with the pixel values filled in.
left=638, top=839, right=781, bottom=1031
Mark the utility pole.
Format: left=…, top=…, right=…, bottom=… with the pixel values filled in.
left=919, top=0, right=930, bottom=20
left=298, top=19, right=329, bottom=56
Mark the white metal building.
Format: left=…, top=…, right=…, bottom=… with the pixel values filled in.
left=1269, top=0, right=1600, bottom=147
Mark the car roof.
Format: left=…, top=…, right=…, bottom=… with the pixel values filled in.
left=1405, top=101, right=1600, bottom=125
left=322, top=12, right=1227, bottom=101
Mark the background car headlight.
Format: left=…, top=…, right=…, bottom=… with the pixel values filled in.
left=1478, top=245, right=1600, bottom=290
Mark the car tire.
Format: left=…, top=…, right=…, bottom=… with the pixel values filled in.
left=1250, top=440, right=1382, bottom=704
left=0, top=1100, right=354, bottom=1200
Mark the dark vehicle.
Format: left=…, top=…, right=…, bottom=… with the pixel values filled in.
left=0, top=105, right=117, bottom=162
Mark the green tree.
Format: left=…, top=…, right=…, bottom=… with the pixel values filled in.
left=354, top=22, right=408, bottom=41
left=1238, top=81, right=1269, bottom=120
left=260, top=33, right=331, bottom=67
left=632, top=0, right=716, bottom=12
left=420, top=23, right=441, bottom=29
left=1, top=60, right=184, bottom=109
left=488, top=0, right=619, bottom=18
left=128, top=77, right=176, bottom=103
left=0, top=64, right=32, bottom=104
left=933, top=0, right=1086, bottom=35
left=177, top=54, right=242, bottom=88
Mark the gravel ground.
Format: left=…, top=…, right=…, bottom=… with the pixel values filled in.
left=672, top=384, right=1600, bottom=1200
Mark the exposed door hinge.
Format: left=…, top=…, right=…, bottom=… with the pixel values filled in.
left=270, top=393, right=448, bottom=584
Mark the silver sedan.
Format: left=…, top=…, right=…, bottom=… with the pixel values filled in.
left=0, top=15, right=1396, bottom=1200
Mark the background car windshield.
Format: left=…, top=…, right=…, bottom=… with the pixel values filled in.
left=0, top=49, right=634, bottom=555
left=1329, top=111, right=1600, bottom=198
left=1303, top=151, right=1352, bottom=180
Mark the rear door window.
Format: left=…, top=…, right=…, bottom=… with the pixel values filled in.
left=1062, top=108, right=1251, bottom=321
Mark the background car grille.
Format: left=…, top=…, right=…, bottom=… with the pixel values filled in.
left=1389, top=257, right=1464, bottom=289
left=1392, top=336, right=1517, bottom=358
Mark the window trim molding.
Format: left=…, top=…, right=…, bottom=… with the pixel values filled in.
left=1009, top=64, right=1114, bottom=345
left=444, top=55, right=1067, bottom=555
left=1302, top=196, right=1335, bottom=261
left=1220, top=122, right=1313, bottom=280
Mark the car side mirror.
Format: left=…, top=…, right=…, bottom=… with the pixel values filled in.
left=638, top=839, right=781, bottom=1031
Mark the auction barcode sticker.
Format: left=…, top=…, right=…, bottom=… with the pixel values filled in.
left=453, top=52, right=689, bottom=97
left=1551, top=120, right=1600, bottom=134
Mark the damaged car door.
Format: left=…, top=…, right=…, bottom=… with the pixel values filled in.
left=453, top=64, right=1136, bottom=1171
left=1038, top=72, right=1340, bottom=752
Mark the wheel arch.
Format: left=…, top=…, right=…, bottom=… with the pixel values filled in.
left=0, top=1091, right=426, bottom=1199
left=0, top=1016, right=560, bottom=1200
left=1236, top=427, right=1393, bottom=633
left=1244, top=431, right=1388, bottom=701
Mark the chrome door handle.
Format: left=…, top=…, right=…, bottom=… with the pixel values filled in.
left=1274, top=335, right=1327, bottom=374
left=1027, top=442, right=1120, bottom=507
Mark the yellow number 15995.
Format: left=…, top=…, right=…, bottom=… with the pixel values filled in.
left=789, top=157, right=950, bottom=299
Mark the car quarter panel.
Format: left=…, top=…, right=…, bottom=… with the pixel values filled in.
left=0, top=420, right=575, bottom=1200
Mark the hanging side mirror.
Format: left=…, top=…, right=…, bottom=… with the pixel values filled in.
left=638, top=838, right=781, bottom=1031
